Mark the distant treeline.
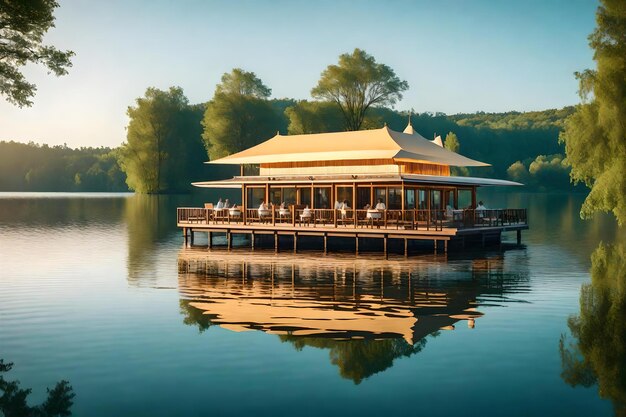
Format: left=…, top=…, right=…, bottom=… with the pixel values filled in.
left=0, top=105, right=582, bottom=192
left=0, top=141, right=127, bottom=192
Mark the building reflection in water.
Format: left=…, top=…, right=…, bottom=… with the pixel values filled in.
left=178, top=249, right=526, bottom=384
left=560, top=242, right=626, bottom=416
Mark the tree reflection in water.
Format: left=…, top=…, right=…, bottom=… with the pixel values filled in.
left=278, top=335, right=431, bottom=385
left=560, top=243, right=626, bottom=416
left=178, top=249, right=527, bottom=384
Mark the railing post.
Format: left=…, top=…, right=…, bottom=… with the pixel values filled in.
left=292, top=206, right=296, bottom=227
left=272, top=207, right=276, bottom=226
left=334, top=209, right=337, bottom=228
left=354, top=209, right=357, bottom=228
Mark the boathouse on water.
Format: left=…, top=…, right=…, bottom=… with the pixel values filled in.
left=177, top=120, right=528, bottom=254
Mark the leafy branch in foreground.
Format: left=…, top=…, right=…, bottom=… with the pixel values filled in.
left=0, top=0, right=74, bottom=107
left=0, top=359, right=75, bottom=417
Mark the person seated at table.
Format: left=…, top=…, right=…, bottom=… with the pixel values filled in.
left=334, top=200, right=341, bottom=210
left=363, top=203, right=371, bottom=210
left=279, top=201, right=286, bottom=209
left=302, top=205, right=312, bottom=217
left=223, top=199, right=230, bottom=209
left=476, top=201, right=487, bottom=219
left=340, top=200, right=350, bottom=219
left=230, top=203, right=238, bottom=210
left=216, top=198, right=224, bottom=209
left=375, top=198, right=386, bottom=210
left=258, top=200, right=268, bottom=213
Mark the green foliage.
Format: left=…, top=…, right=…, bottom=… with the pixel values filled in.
left=215, top=68, right=271, bottom=98
left=507, top=154, right=579, bottom=191
left=444, top=131, right=460, bottom=153
left=560, top=242, right=626, bottom=416
left=120, top=86, right=207, bottom=193
left=0, top=358, right=75, bottom=416
left=444, top=132, right=469, bottom=176
left=202, top=69, right=281, bottom=160
left=560, top=0, right=626, bottom=225
left=451, top=107, right=575, bottom=130
left=285, top=100, right=344, bottom=134
left=0, top=0, right=74, bottom=107
left=0, top=141, right=127, bottom=191
left=311, top=48, right=408, bottom=131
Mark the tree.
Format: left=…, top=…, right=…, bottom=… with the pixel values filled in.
left=202, top=69, right=280, bottom=160
left=285, top=100, right=344, bottom=134
left=311, top=48, right=408, bottom=131
left=444, top=132, right=469, bottom=176
left=444, top=131, right=460, bottom=153
left=215, top=68, right=271, bottom=98
left=0, top=0, right=74, bottom=107
left=120, top=87, right=205, bottom=193
left=559, top=0, right=626, bottom=225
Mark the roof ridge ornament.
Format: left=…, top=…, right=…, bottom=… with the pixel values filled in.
left=403, top=113, right=416, bottom=135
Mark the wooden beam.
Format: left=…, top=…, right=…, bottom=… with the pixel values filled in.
left=324, top=233, right=328, bottom=254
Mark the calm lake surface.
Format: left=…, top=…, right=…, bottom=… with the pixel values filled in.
left=0, top=191, right=623, bottom=416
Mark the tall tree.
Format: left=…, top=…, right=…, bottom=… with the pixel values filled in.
left=311, top=48, right=408, bottom=131
left=0, top=0, right=74, bottom=107
left=120, top=87, right=204, bottom=193
left=285, top=100, right=344, bottom=134
left=202, top=69, right=280, bottom=160
left=444, top=131, right=469, bottom=176
left=559, top=0, right=626, bottom=225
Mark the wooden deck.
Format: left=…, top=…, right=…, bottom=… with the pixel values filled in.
left=177, top=207, right=528, bottom=255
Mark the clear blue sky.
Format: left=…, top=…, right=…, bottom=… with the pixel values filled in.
left=1, top=0, right=598, bottom=148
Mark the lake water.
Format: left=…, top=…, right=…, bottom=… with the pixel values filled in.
left=0, top=191, right=623, bottom=416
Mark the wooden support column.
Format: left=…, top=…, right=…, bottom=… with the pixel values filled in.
left=434, top=239, right=438, bottom=254
left=444, top=240, right=448, bottom=254
left=251, top=231, right=255, bottom=250
left=517, top=229, right=522, bottom=245
left=355, top=235, right=359, bottom=255
left=274, top=232, right=278, bottom=252
left=208, top=232, right=212, bottom=248
left=190, top=229, right=194, bottom=246
left=293, top=232, right=298, bottom=253
left=383, top=235, right=388, bottom=259
left=227, top=231, right=232, bottom=250
left=404, top=238, right=408, bottom=257
left=323, top=233, right=328, bottom=254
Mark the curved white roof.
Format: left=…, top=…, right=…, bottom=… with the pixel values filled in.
left=208, top=126, right=489, bottom=167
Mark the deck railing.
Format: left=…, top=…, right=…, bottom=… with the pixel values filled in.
left=177, top=207, right=527, bottom=230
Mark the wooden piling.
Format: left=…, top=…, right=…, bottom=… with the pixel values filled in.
left=251, top=231, right=255, bottom=250
left=323, top=233, right=327, bottom=254
left=517, top=229, right=521, bottom=245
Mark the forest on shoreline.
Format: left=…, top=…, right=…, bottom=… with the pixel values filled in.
left=0, top=105, right=583, bottom=193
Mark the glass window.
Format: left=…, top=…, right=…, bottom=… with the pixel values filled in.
left=269, top=187, right=281, bottom=205
left=357, top=187, right=371, bottom=209
left=282, top=187, right=296, bottom=205
left=336, top=186, right=353, bottom=208
left=445, top=190, right=455, bottom=209
left=417, top=189, right=427, bottom=209
left=458, top=189, right=472, bottom=209
left=430, top=190, right=442, bottom=210
left=405, top=189, right=415, bottom=209
left=374, top=187, right=387, bottom=207
left=299, top=187, right=312, bottom=207
left=246, top=187, right=265, bottom=209
left=314, top=187, right=331, bottom=209
left=388, top=187, right=402, bottom=209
